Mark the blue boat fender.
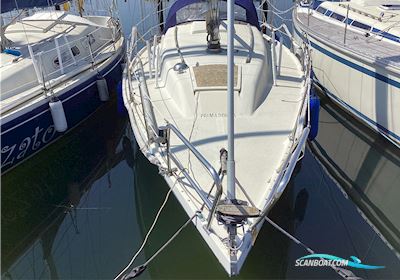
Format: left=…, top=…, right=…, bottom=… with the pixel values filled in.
left=3, top=48, right=21, bottom=56
left=308, top=88, right=320, bottom=141
left=117, top=80, right=127, bottom=115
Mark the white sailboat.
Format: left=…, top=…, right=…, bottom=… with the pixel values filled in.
left=293, top=0, right=400, bottom=147
left=0, top=2, right=124, bottom=172
left=122, top=0, right=312, bottom=275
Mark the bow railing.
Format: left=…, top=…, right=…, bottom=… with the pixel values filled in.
left=125, top=0, right=313, bottom=231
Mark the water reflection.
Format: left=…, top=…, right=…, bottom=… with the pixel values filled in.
left=129, top=148, right=296, bottom=279
left=1, top=100, right=138, bottom=279
left=309, top=91, right=400, bottom=258
left=2, top=96, right=400, bottom=279
left=2, top=0, right=400, bottom=278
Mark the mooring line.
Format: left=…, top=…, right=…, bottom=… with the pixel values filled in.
left=113, top=185, right=175, bottom=280
left=114, top=170, right=189, bottom=280
left=265, top=217, right=362, bottom=280
left=122, top=212, right=199, bottom=280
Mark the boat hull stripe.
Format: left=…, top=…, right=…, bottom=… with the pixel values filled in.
left=293, top=25, right=400, bottom=89
left=320, top=83, right=400, bottom=143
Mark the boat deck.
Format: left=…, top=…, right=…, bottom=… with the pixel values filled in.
left=124, top=19, right=309, bottom=275
left=0, top=11, right=122, bottom=118
left=128, top=22, right=305, bottom=209
left=297, top=12, right=400, bottom=70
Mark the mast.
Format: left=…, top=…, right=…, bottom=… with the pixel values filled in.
left=157, top=0, right=164, bottom=32
left=0, top=15, right=5, bottom=51
left=227, top=0, right=235, bottom=200
left=206, top=0, right=221, bottom=51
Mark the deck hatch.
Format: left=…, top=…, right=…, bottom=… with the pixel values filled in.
left=191, top=64, right=241, bottom=91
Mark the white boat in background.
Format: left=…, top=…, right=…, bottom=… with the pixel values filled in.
left=293, top=0, right=400, bottom=147
left=122, top=0, right=312, bottom=276
left=309, top=93, right=400, bottom=259
left=1, top=2, right=124, bottom=173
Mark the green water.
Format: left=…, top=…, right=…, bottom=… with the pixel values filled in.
left=2, top=92, right=400, bottom=279
left=2, top=0, right=400, bottom=279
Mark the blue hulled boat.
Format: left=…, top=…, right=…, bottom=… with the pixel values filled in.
left=1, top=4, right=124, bottom=173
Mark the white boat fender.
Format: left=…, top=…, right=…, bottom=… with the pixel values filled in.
left=97, top=75, right=109, bottom=101
left=49, top=98, right=68, bottom=132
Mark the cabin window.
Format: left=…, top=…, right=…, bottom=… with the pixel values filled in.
left=344, top=18, right=353, bottom=25
left=175, top=2, right=247, bottom=25
left=176, top=3, right=208, bottom=23
left=316, top=6, right=327, bottom=14
left=371, top=28, right=400, bottom=42
left=54, top=51, right=70, bottom=67
left=71, top=46, right=80, bottom=56
left=218, top=2, right=247, bottom=22
left=88, top=34, right=96, bottom=45
left=325, top=10, right=333, bottom=16
left=381, top=31, right=400, bottom=42
left=53, top=46, right=80, bottom=67
left=351, top=21, right=371, bottom=31
left=380, top=4, right=400, bottom=10
left=330, top=12, right=345, bottom=22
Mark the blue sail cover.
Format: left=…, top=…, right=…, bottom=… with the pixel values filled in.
left=164, top=0, right=260, bottom=33
left=1, top=0, right=67, bottom=13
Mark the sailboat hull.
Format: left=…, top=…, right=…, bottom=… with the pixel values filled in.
left=123, top=1, right=310, bottom=275
left=1, top=51, right=124, bottom=173
left=292, top=5, right=400, bottom=147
